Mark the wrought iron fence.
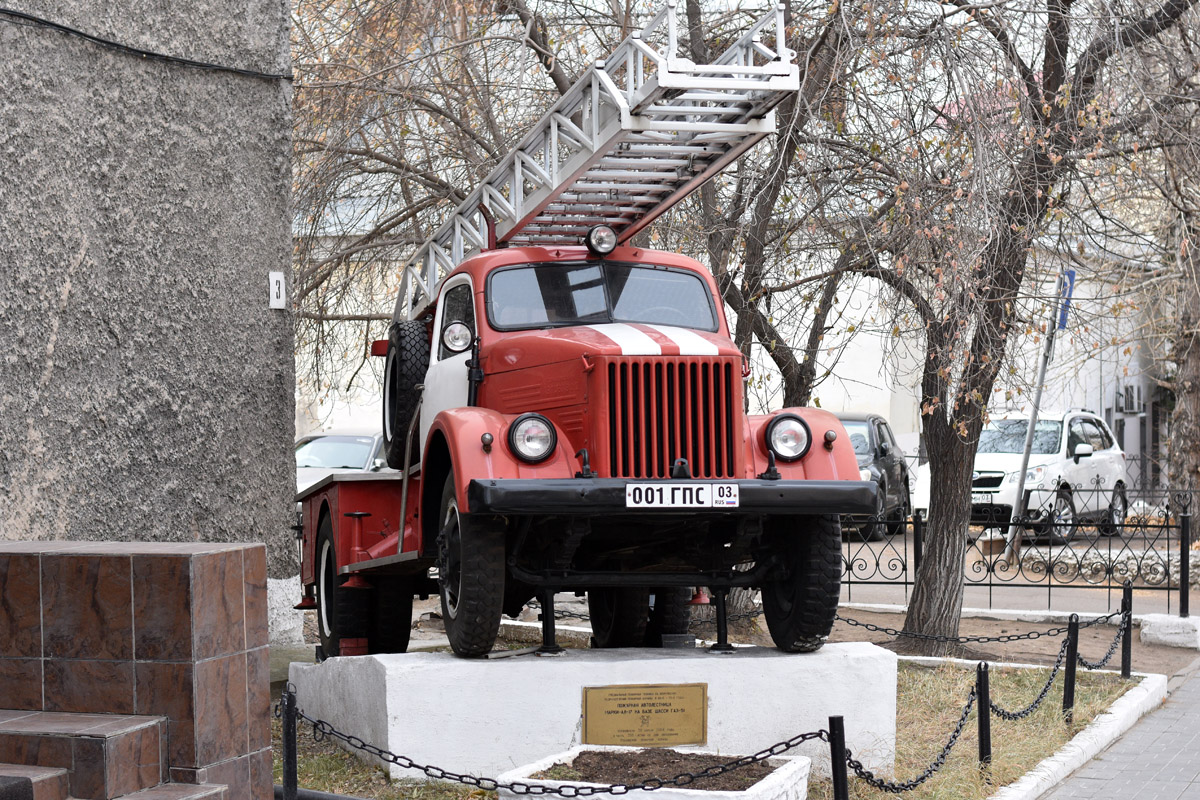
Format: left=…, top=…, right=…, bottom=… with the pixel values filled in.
left=841, top=485, right=1195, bottom=614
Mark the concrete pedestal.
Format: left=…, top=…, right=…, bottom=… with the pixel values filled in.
left=289, top=642, right=896, bottom=781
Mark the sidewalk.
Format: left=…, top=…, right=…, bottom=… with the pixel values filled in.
left=1038, top=659, right=1200, bottom=800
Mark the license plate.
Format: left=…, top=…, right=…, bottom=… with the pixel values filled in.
left=625, top=483, right=740, bottom=509
left=971, top=493, right=993, bottom=505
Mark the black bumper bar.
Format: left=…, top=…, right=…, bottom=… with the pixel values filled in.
left=467, top=478, right=877, bottom=516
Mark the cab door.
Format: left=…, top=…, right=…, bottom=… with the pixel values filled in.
left=420, top=277, right=476, bottom=451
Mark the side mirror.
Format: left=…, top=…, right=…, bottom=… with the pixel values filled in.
left=1073, top=443, right=1093, bottom=463
left=372, top=458, right=387, bottom=471
left=879, top=441, right=891, bottom=457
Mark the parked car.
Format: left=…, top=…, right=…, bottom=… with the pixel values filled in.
left=837, top=412, right=911, bottom=540
left=295, top=430, right=390, bottom=494
left=970, top=409, right=1127, bottom=538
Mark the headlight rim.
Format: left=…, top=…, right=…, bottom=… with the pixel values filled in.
left=507, top=412, right=558, bottom=463
left=765, top=413, right=811, bottom=462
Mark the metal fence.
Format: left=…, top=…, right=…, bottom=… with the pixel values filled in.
left=841, top=486, right=1195, bottom=614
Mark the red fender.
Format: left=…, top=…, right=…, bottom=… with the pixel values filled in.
left=745, top=408, right=860, bottom=481
left=427, top=407, right=580, bottom=513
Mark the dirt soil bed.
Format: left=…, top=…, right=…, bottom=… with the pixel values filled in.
left=536, top=749, right=775, bottom=791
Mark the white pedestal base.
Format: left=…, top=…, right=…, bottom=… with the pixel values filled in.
left=288, top=642, right=896, bottom=781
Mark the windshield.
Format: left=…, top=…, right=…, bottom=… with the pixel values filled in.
left=295, top=435, right=375, bottom=469
left=978, top=420, right=1062, bottom=455
left=842, top=421, right=872, bottom=456
left=487, top=262, right=718, bottom=331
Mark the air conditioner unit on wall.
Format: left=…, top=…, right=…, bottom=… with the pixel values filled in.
left=1121, top=385, right=1138, bottom=414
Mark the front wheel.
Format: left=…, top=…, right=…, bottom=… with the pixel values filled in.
left=761, top=515, right=843, bottom=653
left=437, top=473, right=505, bottom=657
left=886, top=486, right=910, bottom=538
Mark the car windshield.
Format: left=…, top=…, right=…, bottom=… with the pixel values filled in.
left=295, top=436, right=375, bottom=469
left=487, top=262, right=718, bottom=331
left=978, top=420, right=1063, bottom=455
left=842, top=421, right=872, bottom=455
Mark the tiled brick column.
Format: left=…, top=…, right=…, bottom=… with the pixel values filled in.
left=0, top=542, right=270, bottom=799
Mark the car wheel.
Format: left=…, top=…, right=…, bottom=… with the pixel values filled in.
left=859, top=483, right=887, bottom=542
left=1037, top=488, right=1076, bottom=544
left=437, top=473, right=505, bottom=657
left=315, top=513, right=368, bottom=657
left=368, top=576, right=414, bottom=654
left=761, top=515, right=842, bottom=653
left=644, top=587, right=692, bottom=646
left=382, top=320, right=429, bottom=470
left=588, top=588, right=650, bottom=648
left=1098, top=484, right=1127, bottom=537
left=886, top=484, right=910, bottom=538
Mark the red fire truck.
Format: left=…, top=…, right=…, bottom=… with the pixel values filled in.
left=296, top=3, right=876, bottom=658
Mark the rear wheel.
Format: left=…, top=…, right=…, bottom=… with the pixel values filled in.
left=761, top=515, right=842, bottom=653
left=1098, top=484, right=1127, bottom=536
left=644, top=587, right=692, bottom=646
left=315, top=514, right=368, bottom=657
left=588, top=588, right=650, bottom=648
left=437, top=473, right=505, bottom=657
left=382, top=320, right=429, bottom=469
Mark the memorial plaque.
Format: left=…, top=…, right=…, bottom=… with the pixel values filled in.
left=582, top=683, right=707, bottom=746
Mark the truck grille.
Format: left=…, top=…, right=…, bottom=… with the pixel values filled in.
left=606, top=358, right=737, bottom=479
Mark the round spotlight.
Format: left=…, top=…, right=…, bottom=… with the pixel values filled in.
left=507, top=413, right=557, bottom=463
left=765, top=414, right=811, bottom=462
left=584, top=225, right=618, bottom=255
left=441, top=321, right=473, bottom=353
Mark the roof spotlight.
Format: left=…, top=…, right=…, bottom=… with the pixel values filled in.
left=584, top=225, right=618, bottom=256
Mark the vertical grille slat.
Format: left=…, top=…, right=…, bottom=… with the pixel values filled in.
left=605, top=357, right=737, bottom=479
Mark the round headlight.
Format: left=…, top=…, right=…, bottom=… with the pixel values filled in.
left=766, top=414, right=811, bottom=462
left=508, top=414, right=557, bottom=463
left=584, top=225, right=618, bottom=255
left=442, top=321, right=473, bottom=353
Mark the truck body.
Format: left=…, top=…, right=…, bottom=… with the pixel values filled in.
left=295, top=3, right=876, bottom=657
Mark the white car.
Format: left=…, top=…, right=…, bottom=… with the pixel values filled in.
left=969, top=410, right=1128, bottom=536
left=295, top=430, right=391, bottom=494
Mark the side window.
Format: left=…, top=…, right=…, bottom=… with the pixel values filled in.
left=1082, top=420, right=1112, bottom=451
left=438, top=283, right=475, bottom=361
left=1067, top=419, right=1087, bottom=453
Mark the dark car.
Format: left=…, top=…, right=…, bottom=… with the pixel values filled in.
left=836, top=412, right=911, bottom=540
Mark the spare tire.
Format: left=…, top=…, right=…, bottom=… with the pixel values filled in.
left=382, top=320, right=429, bottom=469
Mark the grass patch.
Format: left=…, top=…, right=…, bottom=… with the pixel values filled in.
left=273, top=661, right=1132, bottom=799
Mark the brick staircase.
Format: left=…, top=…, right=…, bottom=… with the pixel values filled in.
left=0, top=542, right=272, bottom=799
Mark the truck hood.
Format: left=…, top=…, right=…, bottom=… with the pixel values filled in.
left=486, top=323, right=740, bottom=373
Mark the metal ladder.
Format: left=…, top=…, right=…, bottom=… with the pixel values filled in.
left=397, top=1, right=799, bottom=320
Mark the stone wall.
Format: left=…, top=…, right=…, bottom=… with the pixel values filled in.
left=0, top=1, right=295, bottom=573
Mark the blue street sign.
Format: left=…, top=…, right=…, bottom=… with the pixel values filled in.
left=1058, top=269, right=1075, bottom=330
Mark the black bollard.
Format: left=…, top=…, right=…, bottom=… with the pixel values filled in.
left=977, top=662, right=992, bottom=768
left=1181, top=512, right=1191, bottom=619
left=1063, top=614, right=1079, bottom=725
left=282, top=688, right=298, bottom=800
left=829, top=715, right=849, bottom=800
left=538, top=590, right=565, bottom=654
left=709, top=588, right=735, bottom=653
left=1121, top=581, right=1133, bottom=680
left=912, top=510, right=924, bottom=575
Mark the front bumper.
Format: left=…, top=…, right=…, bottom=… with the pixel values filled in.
left=467, top=478, right=877, bottom=516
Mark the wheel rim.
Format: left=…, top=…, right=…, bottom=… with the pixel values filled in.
left=1054, top=494, right=1074, bottom=529
left=1111, top=491, right=1126, bottom=526
left=440, top=500, right=463, bottom=620
left=318, top=538, right=335, bottom=640
left=383, top=350, right=396, bottom=442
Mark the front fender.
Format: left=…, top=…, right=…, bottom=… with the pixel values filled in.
left=746, top=407, right=861, bottom=481
left=428, top=408, right=581, bottom=513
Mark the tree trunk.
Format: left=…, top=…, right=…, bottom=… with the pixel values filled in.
left=1170, top=214, right=1200, bottom=491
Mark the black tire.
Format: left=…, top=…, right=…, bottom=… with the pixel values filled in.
left=437, top=473, right=505, bottom=657
left=1035, top=488, right=1076, bottom=544
left=644, top=587, right=692, bottom=646
left=315, top=513, right=368, bottom=657
left=1098, top=484, right=1127, bottom=537
left=761, top=515, right=843, bottom=653
left=368, top=576, right=414, bottom=654
left=588, top=588, right=650, bottom=648
left=862, top=483, right=887, bottom=542
left=382, top=320, right=429, bottom=469
left=886, top=484, right=910, bottom=538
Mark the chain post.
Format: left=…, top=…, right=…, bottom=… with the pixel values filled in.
left=1121, top=581, right=1133, bottom=679
left=709, top=589, right=735, bottom=653
left=538, top=590, right=565, bottom=654
left=282, top=687, right=298, bottom=800
left=912, top=510, right=924, bottom=575
left=1181, top=511, right=1191, bottom=619
left=976, top=662, right=992, bottom=768
left=1062, top=614, right=1079, bottom=725
left=829, top=716, right=849, bottom=800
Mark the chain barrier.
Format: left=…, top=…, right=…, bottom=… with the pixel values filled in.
left=835, top=610, right=1121, bottom=644
left=988, top=638, right=1069, bottom=721
left=1076, top=610, right=1130, bottom=670
left=291, top=701, right=827, bottom=796
left=845, top=686, right=978, bottom=793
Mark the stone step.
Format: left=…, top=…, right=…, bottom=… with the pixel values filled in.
left=115, top=784, right=227, bottom=799
left=0, top=711, right=166, bottom=800
left=0, top=763, right=70, bottom=800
